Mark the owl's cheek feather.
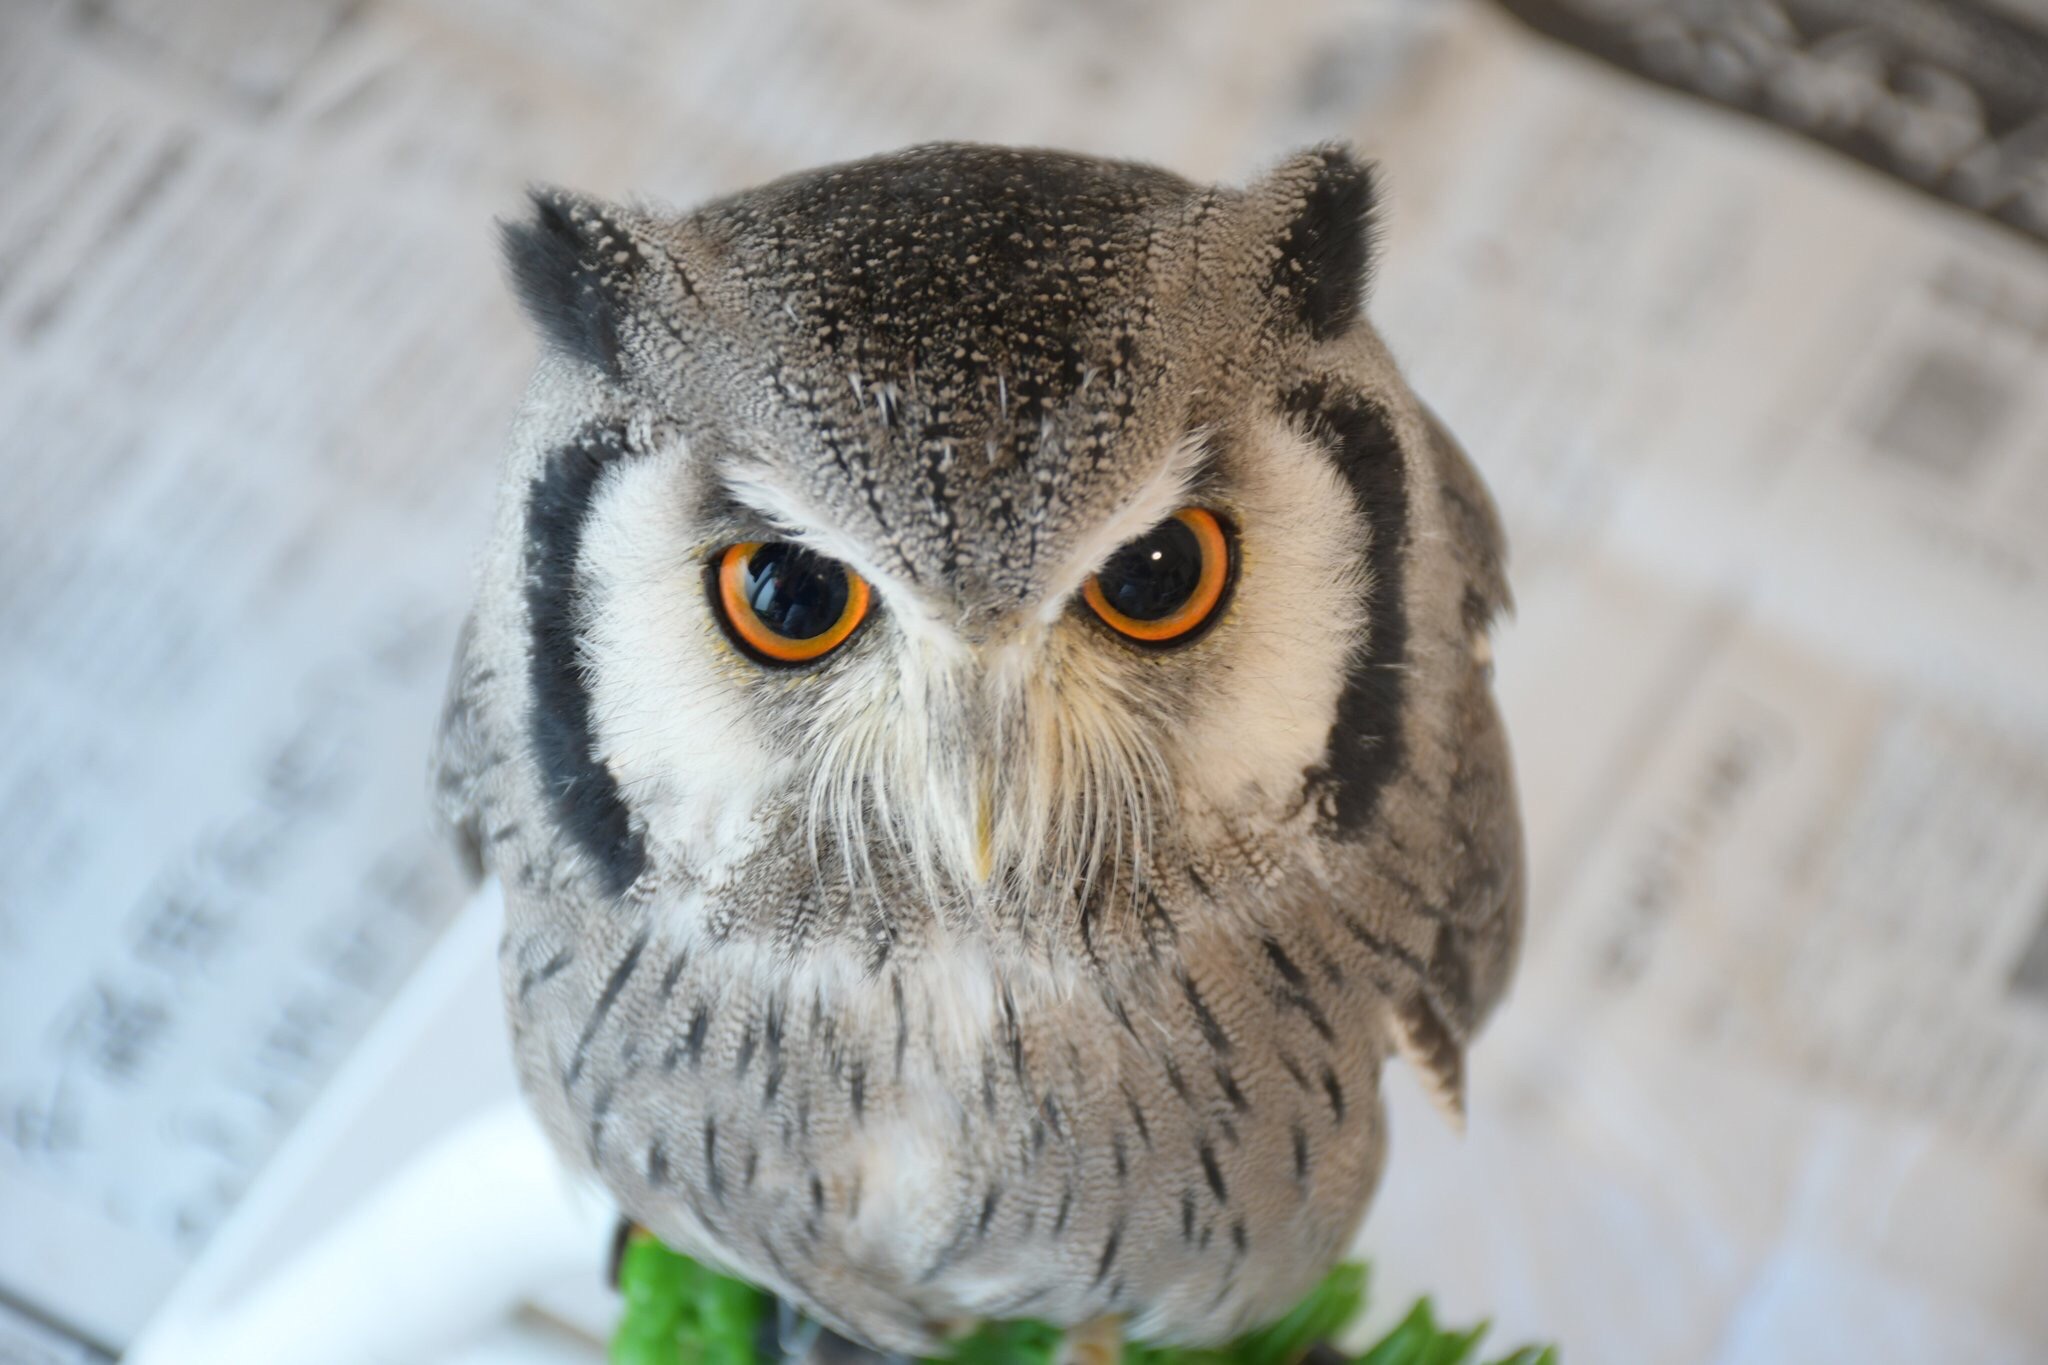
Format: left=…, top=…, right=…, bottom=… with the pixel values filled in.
left=521, top=423, right=648, bottom=896
left=565, top=421, right=1382, bottom=917
left=1283, top=381, right=1414, bottom=838
left=574, top=455, right=798, bottom=878
left=1168, top=416, right=1367, bottom=820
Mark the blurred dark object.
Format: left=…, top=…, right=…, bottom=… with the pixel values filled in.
left=1489, top=0, right=2048, bottom=247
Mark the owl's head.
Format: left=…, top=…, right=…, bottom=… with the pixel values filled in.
left=462, top=143, right=1509, bottom=977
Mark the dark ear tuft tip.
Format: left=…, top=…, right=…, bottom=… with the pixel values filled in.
left=499, top=187, right=628, bottom=376
left=1270, top=144, right=1380, bottom=342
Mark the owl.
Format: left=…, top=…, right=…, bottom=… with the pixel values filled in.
left=433, top=142, right=1523, bottom=1358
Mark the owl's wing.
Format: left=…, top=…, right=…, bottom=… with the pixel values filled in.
left=429, top=612, right=497, bottom=886
left=1424, top=403, right=1513, bottom=630
left=1389, top=673, right=1525, bottom=1132
left=1386, top=407, right=1526, bottom=1130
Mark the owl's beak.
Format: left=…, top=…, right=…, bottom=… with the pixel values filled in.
left=972, top=781, right=995, bottom=885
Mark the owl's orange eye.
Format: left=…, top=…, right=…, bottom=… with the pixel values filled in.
left=1082, top=507, right=1233, bottom=646
left=712, top=542, right=872, bottom=665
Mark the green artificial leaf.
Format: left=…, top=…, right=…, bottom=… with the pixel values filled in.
left=1483, top=1350, right=1559, bottom=1365
left=1354, top=1299, right=1473, bottom=1365
left=1233, top=1263, right=1370, bottom=1365
left=946, top=1317, right=1064, bottom=1365
left=1425, top=1319, right=1490, bottom=1365
left=608, top=1236, right=1556, bottom=1365
left=1350, top=1299, right=1544, bottom=1365
left=610, top=1232, right=767, bottom=1365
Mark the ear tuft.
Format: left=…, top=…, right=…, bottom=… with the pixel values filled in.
left=499, top=188, right=647, bottom=376
left=1266, top=144, right=1379, bottom=341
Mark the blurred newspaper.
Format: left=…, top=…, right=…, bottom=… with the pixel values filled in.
left=0, top=0, right=2043, bottom=1360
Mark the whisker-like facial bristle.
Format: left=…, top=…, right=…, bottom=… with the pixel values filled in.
left=793, top=636, right=1175, bottom=948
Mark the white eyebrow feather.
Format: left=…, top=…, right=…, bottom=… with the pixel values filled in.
left=1033, top=429, right=1211, bottom=623
left=719, top=446, right=959, bottom=649
left=722, top=427, right=1211, bottom=633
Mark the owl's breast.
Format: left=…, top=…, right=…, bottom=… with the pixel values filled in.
left=505, top=881, right=1398, bottom=1352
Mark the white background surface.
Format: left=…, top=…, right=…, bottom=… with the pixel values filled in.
left=2, top=1, right=2045, bottom=1361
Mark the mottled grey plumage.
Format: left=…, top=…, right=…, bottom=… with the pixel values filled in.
left=433, top=142, right=1522, bottom=1354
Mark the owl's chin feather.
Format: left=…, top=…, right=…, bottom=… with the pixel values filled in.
left=767, top=626, right=1180, bottom=958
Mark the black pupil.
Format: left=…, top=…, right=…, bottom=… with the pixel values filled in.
left=742, top=545, right=850, bottom=640
left=1097, top=517, right=1204, bottom=621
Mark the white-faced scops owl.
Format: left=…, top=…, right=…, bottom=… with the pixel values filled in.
left=433, top=142, right=1523, bottom=1356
